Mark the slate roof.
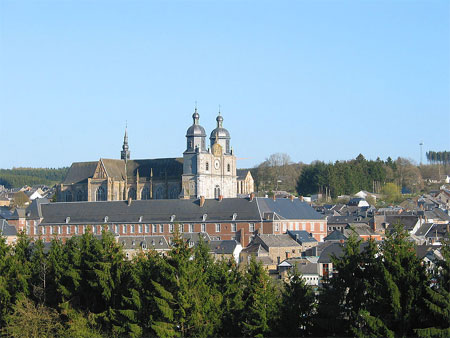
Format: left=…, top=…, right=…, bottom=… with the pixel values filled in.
left=280, top=259, right=319, bottom=275
left=63, top=161, right=98, bottom=184
left=327, top=215, right=369, bottom=224
left=415, top=245, right=440, bottom=260
left=324, top=230, right=347, bottom=241
left=0, top=207, right=13, bottom=219
left=318, top=241, right=369, bottom=263
left=256, top=234, right=301, bottom=248
left=119, top=235, right=169, bottom=250
left=415, top=223, right=434, bottom=237
left=287, top=230, right=318, bottom=244
left=256, top=198, right=324, bottom=220
left=236, top=169, right=251, bottom=180
left=385, top=215, right=419, bottom=231
left=62, top=158, right=184, bottom=184
left=208, top=240, right=239, bottom=254
left=425, top=223, right=449, bottom=239
left=38, top=198, right=262, bottom=225
left=345, top=224, right=379, bottom=238
left=0, top=219, right=17, bottom=236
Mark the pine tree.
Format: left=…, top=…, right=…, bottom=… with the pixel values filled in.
left=415, top=238, right=450, bottom=338
left=240, top=257, right=279, bottom=338
left=278, top=267, right=315, bottom=337
left=151, top=232, right=221, bottom=338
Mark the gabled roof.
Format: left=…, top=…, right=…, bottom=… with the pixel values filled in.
left=324, top=230, right=347, bottom=241
left=63, top=161, right=98, bottom=184
left=209, top=240, right=239, bottom=254
left=255, top=234, right=301, bottom=248
left=0, top=219, right=17, bottom=236
left=287, top=230, right=318, bottom=244
left=39, top=198, right=262, bottom=225
left=236, top=169, right=252, bottom=180
left=256, top=198, right=324, bottom=220
left=385, top=215, right=419, bottom=231
left=415, top=223, right=434, bottom=237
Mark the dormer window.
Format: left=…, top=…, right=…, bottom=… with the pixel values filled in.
left=202, top=214, right=207, bottom=222
left=65, top=217, right=70, bottom=224
left=142, top=242, right=147, bottom=249
left=139, top=216, right=143, bottom=222
left=232, top=213, right=237, bottom=221
left=170, top=215, right=176, bottom=222
left=104, top=216, right=108, bottom=223
left=132, top=240, right=136, bottom=246
left=151, top=240, right=155, bottom=246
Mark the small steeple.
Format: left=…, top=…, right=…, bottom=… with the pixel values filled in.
left=121, top=124, right=130, bottom=161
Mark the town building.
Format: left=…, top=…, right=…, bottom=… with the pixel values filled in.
left=13, top=195, right=327, bottom=248
left=57, top=109, right=254, bottom=202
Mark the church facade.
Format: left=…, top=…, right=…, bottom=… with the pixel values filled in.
left=57, top=110, right=254, bottom=202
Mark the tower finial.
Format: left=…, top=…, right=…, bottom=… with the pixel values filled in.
left=121, top=123, right=130, bottom=161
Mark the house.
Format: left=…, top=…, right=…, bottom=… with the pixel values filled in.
left=239, top=242, right=275, bottom=270
left=348, top=197, right=370, bottom=208
left=236, top=169, right=254, bottom=196
left=344, top=223, right=383, bottom=241
left=286, top=230, right=318, bottom=251
left=278, top=258, right=320, bottom=286
left=241, top=234, right=302, bottom=266
left=0, top=219, right=18, bottom=245
left=208, top=239, right=242, bottom=263
left=425, top=223, right=449, bottom=245
left=415, top=245, right=443, bottom=275
left=257, top=196, right=327, bottom=241
left=324, top=230, right=347, bottom=242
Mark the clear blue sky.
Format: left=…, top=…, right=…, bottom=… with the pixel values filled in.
left=1, top=0, right=449, bottom=169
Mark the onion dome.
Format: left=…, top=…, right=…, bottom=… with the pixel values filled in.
left=186, top=108, right=206, bottom=137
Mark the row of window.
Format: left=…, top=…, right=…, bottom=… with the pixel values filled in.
left=278, top=222, right=325, bottom=232
left=36, top=223, right=255, bottom=236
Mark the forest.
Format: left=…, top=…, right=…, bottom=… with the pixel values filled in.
left=0, top=168, right=68, bottom=189
left=252, top=152, right=450, bottom=198
left=0, top=226, right=448, bottom=338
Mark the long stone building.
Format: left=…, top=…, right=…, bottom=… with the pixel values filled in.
left=10, top=196, right=327, bottom=247
left=57, top=109, right=254, bottom=202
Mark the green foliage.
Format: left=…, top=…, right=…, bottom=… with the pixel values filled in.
left=296, top=155, right=388, bottom=198
left=382, top=182, right=402, bottom=204
left=278, top=268, right=316, bottom=337
left=2, top=296, right=64, bottom=338
left=0, top=167, right=68, bottom=189
left=241, top=257, right=279, bottom=337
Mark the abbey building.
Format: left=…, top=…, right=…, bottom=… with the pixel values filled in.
left=57, top=110, right=254, bottom=202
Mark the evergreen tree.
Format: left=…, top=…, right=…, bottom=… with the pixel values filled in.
left=151, top=232, right=221, bottom=338
left=278, top=267, right=315, bottom=337
left=415, top=238, right=450, bottom=338
left=241, top=257, right=279, bottom=337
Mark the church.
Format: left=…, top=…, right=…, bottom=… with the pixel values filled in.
left=57, top=109, right=254, bottom=202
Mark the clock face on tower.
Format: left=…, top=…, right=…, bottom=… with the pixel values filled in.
left=214, top=159, right=220, bottom=169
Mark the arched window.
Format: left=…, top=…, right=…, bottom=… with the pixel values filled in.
left=227, top=163, right=231, bottom=172
left=96, top=186, right=106, bottom=201
left=65, top=191, right=73, bottom=202
left=206, top=162, right=209, bottom=171
left=128, top=188, right=136, bottom=200
left=214, top=185, right=220, bottom=199
left=76, top=190, right=84, bottom=201
left=141, top=186, right=150, bottom=200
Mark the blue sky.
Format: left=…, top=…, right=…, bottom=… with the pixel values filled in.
left=0, top=0, right=449, bottom=169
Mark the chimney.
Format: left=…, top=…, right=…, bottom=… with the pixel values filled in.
left=272, top=195, right=276, bottom=201
left=200, top=196, right=205, bottom=207
left=290, top=195, right=294, bottom=202
left=128, top=197, right=132, bottom=205
left=250, top=193, right=255, bottom=201
left=299, top=195, right=304, bottom=202
left=219, top=195, right=223, bottom=202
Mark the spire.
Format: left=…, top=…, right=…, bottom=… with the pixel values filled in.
left=121, top=124, right=130, bottom=161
